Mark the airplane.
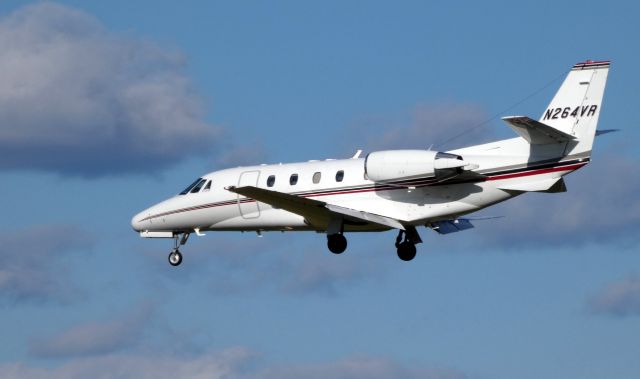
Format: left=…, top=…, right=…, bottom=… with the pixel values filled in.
left=132, top=60, right=610, bottom=266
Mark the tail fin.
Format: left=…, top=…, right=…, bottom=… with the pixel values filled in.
left=540, top=60, right=610, bottom=155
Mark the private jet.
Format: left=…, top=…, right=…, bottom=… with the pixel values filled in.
left=132, top=60, right=610, bottom=265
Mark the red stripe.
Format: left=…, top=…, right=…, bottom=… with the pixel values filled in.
left=487, top=163, right=586, bottom=181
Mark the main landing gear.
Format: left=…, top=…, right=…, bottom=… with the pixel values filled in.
left=326, top=217, right=347, bottom=255
left=325, top=222, right=422, bottom=261
left=327, top=233, right=347, bottom=254
left=395, top=230, right=417, bottom=261
left=168, top=233, right=189, bottom=266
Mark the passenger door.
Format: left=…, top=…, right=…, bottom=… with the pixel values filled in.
left=237, top=170, right=261, bottom=219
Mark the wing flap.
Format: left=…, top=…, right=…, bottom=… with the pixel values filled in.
left=502, top=116, right=576, bottom=144
left=325, top=204, right=405, bottom=230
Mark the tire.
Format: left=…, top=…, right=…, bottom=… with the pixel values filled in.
left=397, top=242, right=416, bottom=261
left=168, top=250, right=183, bottom=266
left=327, top=234, right=347, bottom=254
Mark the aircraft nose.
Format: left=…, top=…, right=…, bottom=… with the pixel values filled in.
left=131, top=211, right=146, bottom=232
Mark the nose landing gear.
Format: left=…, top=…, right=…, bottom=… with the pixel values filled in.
left=168, top=249, right=183, bottom=266
left=168, top=233, right=189, bottom=266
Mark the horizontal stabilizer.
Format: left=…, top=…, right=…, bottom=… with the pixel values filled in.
left=502, top=116, right=576, bottom=144
left=430, top=219, right=474, bottom=234
left=497, top=176, right=566, bottom=193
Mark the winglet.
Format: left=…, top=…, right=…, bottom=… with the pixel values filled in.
left=595, top=129, right=619, bottom=136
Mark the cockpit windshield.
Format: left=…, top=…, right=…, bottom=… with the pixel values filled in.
left=179, top=178, right=204, bottom=195
left=190, top=179, right=207, bottom=193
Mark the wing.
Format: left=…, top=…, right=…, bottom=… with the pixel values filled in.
left=226, top=185, right=405, bottom=230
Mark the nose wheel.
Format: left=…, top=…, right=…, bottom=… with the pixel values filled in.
left=167, top=233, right=189, bottom=266
left=168, top=249, right=183, bottom=266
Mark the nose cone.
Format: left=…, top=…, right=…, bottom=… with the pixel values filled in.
left=131, top=210, right=147, bottom=232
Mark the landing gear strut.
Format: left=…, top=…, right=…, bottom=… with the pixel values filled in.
left=168, top=233, right=189, bottom=266
left=395, top=230, right=417, bottom=261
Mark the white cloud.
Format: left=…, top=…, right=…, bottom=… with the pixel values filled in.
left=0, top=2, right=220, bottom=176
left=0, top=350, right=464, bottom=379
left=0, top=347, right=252, bottom=379
left=29, top=302, right=154, bottom=358
left=242, top=356, right=465, bottom=379
left=471, top=152, right=640, bottom=249
left=279, top=253, right=382, bottom=296
left=0, top=225, right=92, bottom=303
left=342, top=102, right=494, bottom=154
left=587, top=273, right=640, bottom=317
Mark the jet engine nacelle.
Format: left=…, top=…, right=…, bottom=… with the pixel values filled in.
left=364, top=150, right=469, bottom=183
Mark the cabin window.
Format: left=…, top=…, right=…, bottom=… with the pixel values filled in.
left=290, top=173, right=299, bottom=185
left=180, top=178, right=203, bottom=195
left=267, top=175, right=276, bottom=187
left=335, top=170, right=344, bottom=182
left=190, top=179, right=207, bottom=193
left=312, top=172, right=321, bottom=184
left=202, top=180, right=212, bottom=192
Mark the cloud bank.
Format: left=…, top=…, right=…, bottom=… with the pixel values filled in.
left=0, top=224, right=92, bottom=304
left=30, top=302, right=154, bottom=358
left=472, top=152, right=640, bottom=249
left=587, top=273, right=640, bottom=317
left=1, top=348, right=464, bottom=379
left=343, top=102, right=494, bottom=154
left=0, top=3, right=220, bottom=177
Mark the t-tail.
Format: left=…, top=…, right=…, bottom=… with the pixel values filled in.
left=502, top=60, right=610, bottom=157
left=541, top=60, right=610, bottom=156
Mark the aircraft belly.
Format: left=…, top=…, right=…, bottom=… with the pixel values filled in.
left=210, top=208, right=307, bottom=230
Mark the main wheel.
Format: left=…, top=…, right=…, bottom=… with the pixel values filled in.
left=168, top=249, right=183, bottom=266
left=327, top=234, right=347, bottom=254
left=397, top=242, right=416, bottom=261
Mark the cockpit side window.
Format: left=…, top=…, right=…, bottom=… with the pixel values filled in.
left=180, top=178, right=203, bottom=195
left=202, top=180, right=212, bottom=192
left=190, top=179, right=207, bottom=193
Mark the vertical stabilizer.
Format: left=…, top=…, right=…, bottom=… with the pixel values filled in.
left=540, top=60, right=610, bottom=155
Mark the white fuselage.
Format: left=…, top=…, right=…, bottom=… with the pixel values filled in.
left=131, top=136, right=587, bottom=234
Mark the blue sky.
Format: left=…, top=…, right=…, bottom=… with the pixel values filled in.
left=0, top=1, right=639, bottom=378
